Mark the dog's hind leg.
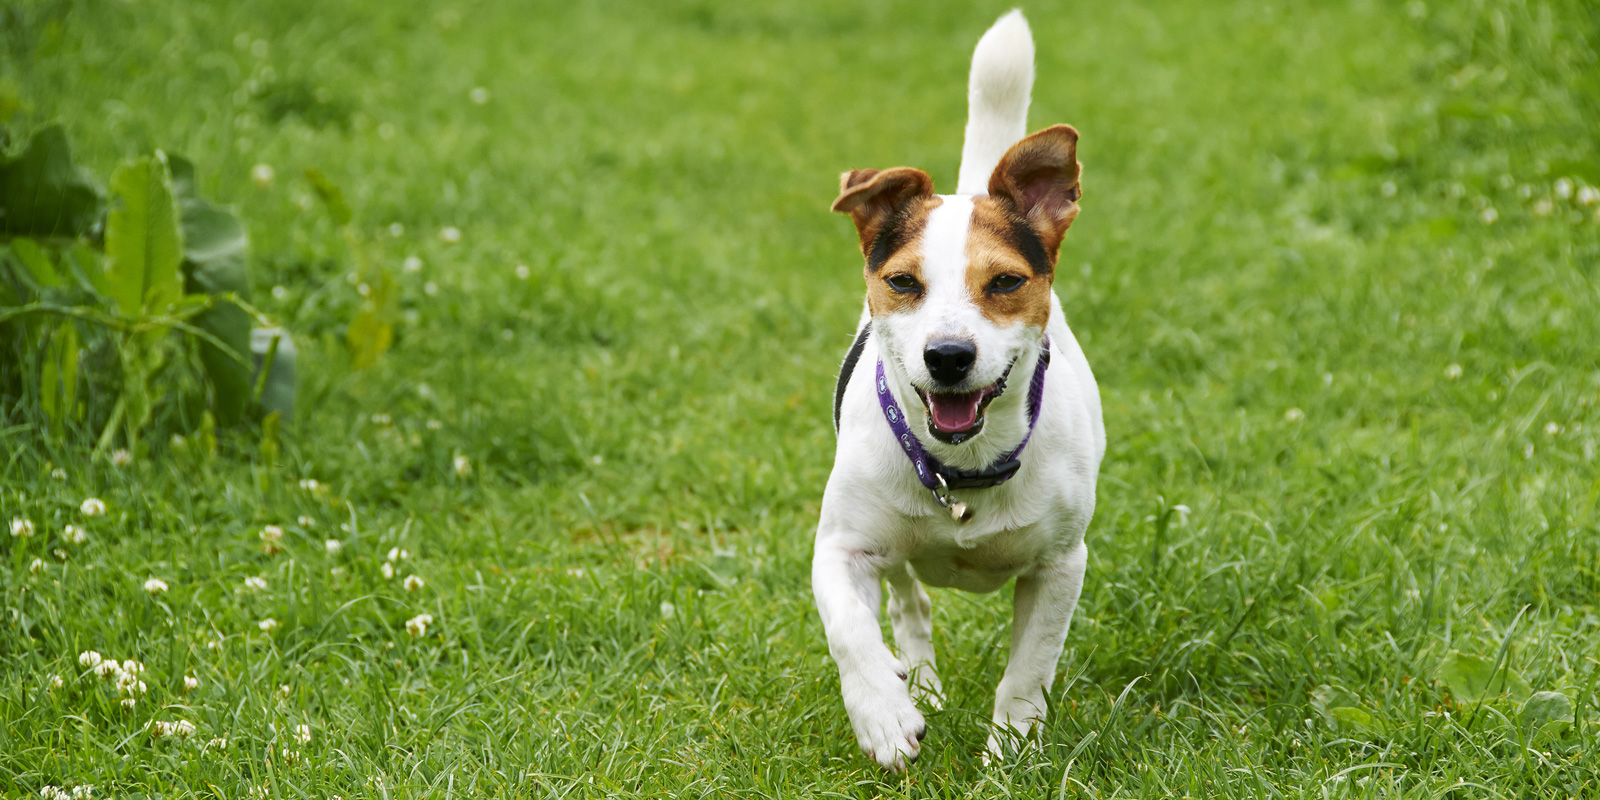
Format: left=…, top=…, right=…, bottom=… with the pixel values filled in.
left=986, top=539, right=1088, bottom=761
left=886, top=565, right=943, bottom=709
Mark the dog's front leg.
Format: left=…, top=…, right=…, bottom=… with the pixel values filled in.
left=813, top=537, right=926, bottom=772
left=986, top=539, right=1088, bottom=760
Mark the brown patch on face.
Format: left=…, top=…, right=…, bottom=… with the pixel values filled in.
left=965, top=196, right=1054, bottom=330
left=830, top=167, right=935, bottom=263
left=861, top=195, right=941, bottom=316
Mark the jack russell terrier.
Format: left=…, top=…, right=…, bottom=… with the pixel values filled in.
left=814, top=10, right=1104, bottom=771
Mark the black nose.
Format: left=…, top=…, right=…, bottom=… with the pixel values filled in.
left=924, top=340, right=977, bottom=385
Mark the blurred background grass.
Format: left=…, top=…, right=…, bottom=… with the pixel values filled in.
left=2, top=0, right=1599, bottom=797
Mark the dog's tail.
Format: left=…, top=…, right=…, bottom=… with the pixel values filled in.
left=956, top=9, right=1035, bottom=196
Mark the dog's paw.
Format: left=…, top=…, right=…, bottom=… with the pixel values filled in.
left=842, top=666, right=927, bottom=772
left=984, top=694, right=1044, bottom=763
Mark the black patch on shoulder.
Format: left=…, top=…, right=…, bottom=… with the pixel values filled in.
left=1005, top=214, right=1054, bottom=277
left=834, top=322, right=872, bottom=433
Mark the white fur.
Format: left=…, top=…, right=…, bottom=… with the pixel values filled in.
left=957, top=9, right=1035, bottom=196
left=814, top=10, right=1104, bottom=771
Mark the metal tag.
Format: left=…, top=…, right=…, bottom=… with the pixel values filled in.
left=949, top=501, right=972, bottom=523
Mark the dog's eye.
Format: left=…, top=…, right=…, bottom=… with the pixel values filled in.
left=886, top=274, right=922, bottom=294
left=987, top=274, right=1026, bottom=293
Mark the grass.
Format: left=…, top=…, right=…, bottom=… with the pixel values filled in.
left=3, top=0, right=1599, bottom=796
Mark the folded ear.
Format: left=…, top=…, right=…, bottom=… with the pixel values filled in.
left=830, top=167, right=935, bottom=257
left=988, top=124, right=1081, bottom=261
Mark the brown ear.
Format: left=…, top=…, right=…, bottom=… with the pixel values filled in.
left=988, top=124, right=1081, bottom=261
left=830, top=167, right=935, bottom=257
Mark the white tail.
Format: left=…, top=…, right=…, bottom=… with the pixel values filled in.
left=956, top=10, right=1035, bottom=196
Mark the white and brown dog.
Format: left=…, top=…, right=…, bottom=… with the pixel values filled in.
left=814, top=10, right=1104, bottom=771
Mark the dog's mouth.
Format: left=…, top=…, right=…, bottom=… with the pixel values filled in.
left=916, top=379, right=1006, bottom=445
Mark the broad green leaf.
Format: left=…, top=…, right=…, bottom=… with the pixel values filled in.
left=251, top=327, right=297, bottom=419
left=105, top=154, right=185, bottom=318
left=10, top=237, right=61, bottom=287
left=347, top=309, right=391, bottom=370
left=305, top=168, right=351, bottom=226
left=1327, top=706, right=1382, bottom=736
left=40, top=321, right=80, bottom=435
left=168, top=153, right=251, bottom=299
left=1310, top=684, right=1361, bottom=721
left=1521, top=691, right=1573, bottom=731
left=181, top=203, right=250, bottom=296
left=194, top=300, right=253, bottom=426
left=0, top=124, right=102, bottom=237
left=63, top=239, right=108, bottom=297
left=1437, top=652, right=1532, bottom=704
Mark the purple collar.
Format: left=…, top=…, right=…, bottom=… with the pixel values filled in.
left=875, top=339, right=1050, bottom=519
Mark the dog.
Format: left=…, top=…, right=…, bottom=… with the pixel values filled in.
left=813, top=10, right=1104, bottom=771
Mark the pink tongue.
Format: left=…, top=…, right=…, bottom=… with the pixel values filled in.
left=928, top=392, right=982, bottom=433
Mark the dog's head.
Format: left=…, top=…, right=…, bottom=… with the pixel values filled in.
left=832, top=125, right=1081, bottom=445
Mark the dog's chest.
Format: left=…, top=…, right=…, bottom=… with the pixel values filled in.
left=903, top=520, right=1051, bottom=593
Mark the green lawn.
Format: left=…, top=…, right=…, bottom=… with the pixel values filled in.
left=3, top=0, right=1599, bottom=796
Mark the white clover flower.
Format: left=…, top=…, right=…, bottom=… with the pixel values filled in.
left=566, top=567, right=585, bottom=578
left=1444, top=363, right=1463, bottom=380
left=279, top=683, right=292, bottom=698
left=80, top=498, right=105, bottom=516
left=70, top=787, right=93, bottom=799
left=324, top=539, right=342, bottom=555
left=150, top=720, right=175, bottom=738
left=271, top=285, right=289, bottom=300
left=387, top=547, right=409, bottom=562
left=115, top=675, right=147, bottom=697
left=143, top=577, right=170, bottom=595
left=121, top=659, right=145, bottom=676
left=469, top=86, right=490, bottom=104
left=424, top=281, right=439, bottom=296
left=293, top=723, right=312, bottom=743
left=659, top=601, right=676, bottom=620
left=1579, top=186, right=1600, bottom=206
left=1533, top=198, right=1554, bottom=216
left=48, top=674, right=63, bottom=690
left=440, top=226, right=462, bottom=243
left=110, top=449, right=132, bottom=467
left=453, top=454, right=471, bottom=476
left=388, top=222, right=404, bottom=237
left=514, top=263, right=531, bottom=280
left=406, top=613, right=433, bottom=637
left=259, top=618, right=279, bottom=633
left=29, top=558, right=44, bottom=575
left=50, top=468, right=67, bottom=480
left=298, top=478, right=321, bottom=492
left=174, top=719, right=196, bottom=738
left=299, top=516, right=316, bottom=527
left=1545, top=421, right=1561, bottom=436
left=251, top=163, right=275, bottom=187
left=79, top=650, right=103, bottom=669
left=244, top=576, right=268, bottom=592
left=120, top=697, right=137, bottom=710
left=426, top=419, right=443, bottom=431
left=207, top=639, right=223, bottom=652
left=403, top=574, right=425, bottom=592
left=403, top=255, right=423, bottom=273
left=52, top=548, right=69, bottom=562
left=1479, top=207, right=1497, bottom=224
left=63, top=524, right=88, bottom=544
left=1284, top=407, right=1304, bottom=422
left=1379, top=181, right=1396, bottom=197
left=206, top=736, right=228, bottom=750
left=380, top=562, right=395, bottom=580
left=184, top=675, right=200, bottom=692
left=94, top=659, right=121, bottom=680
left=371, top=413, right=391, bottom=425
left=11, top=517, right=35, bottom=537
left=1555, top=177, right=1573, bottom=198
left=261, top=525, right=284, bottom=554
